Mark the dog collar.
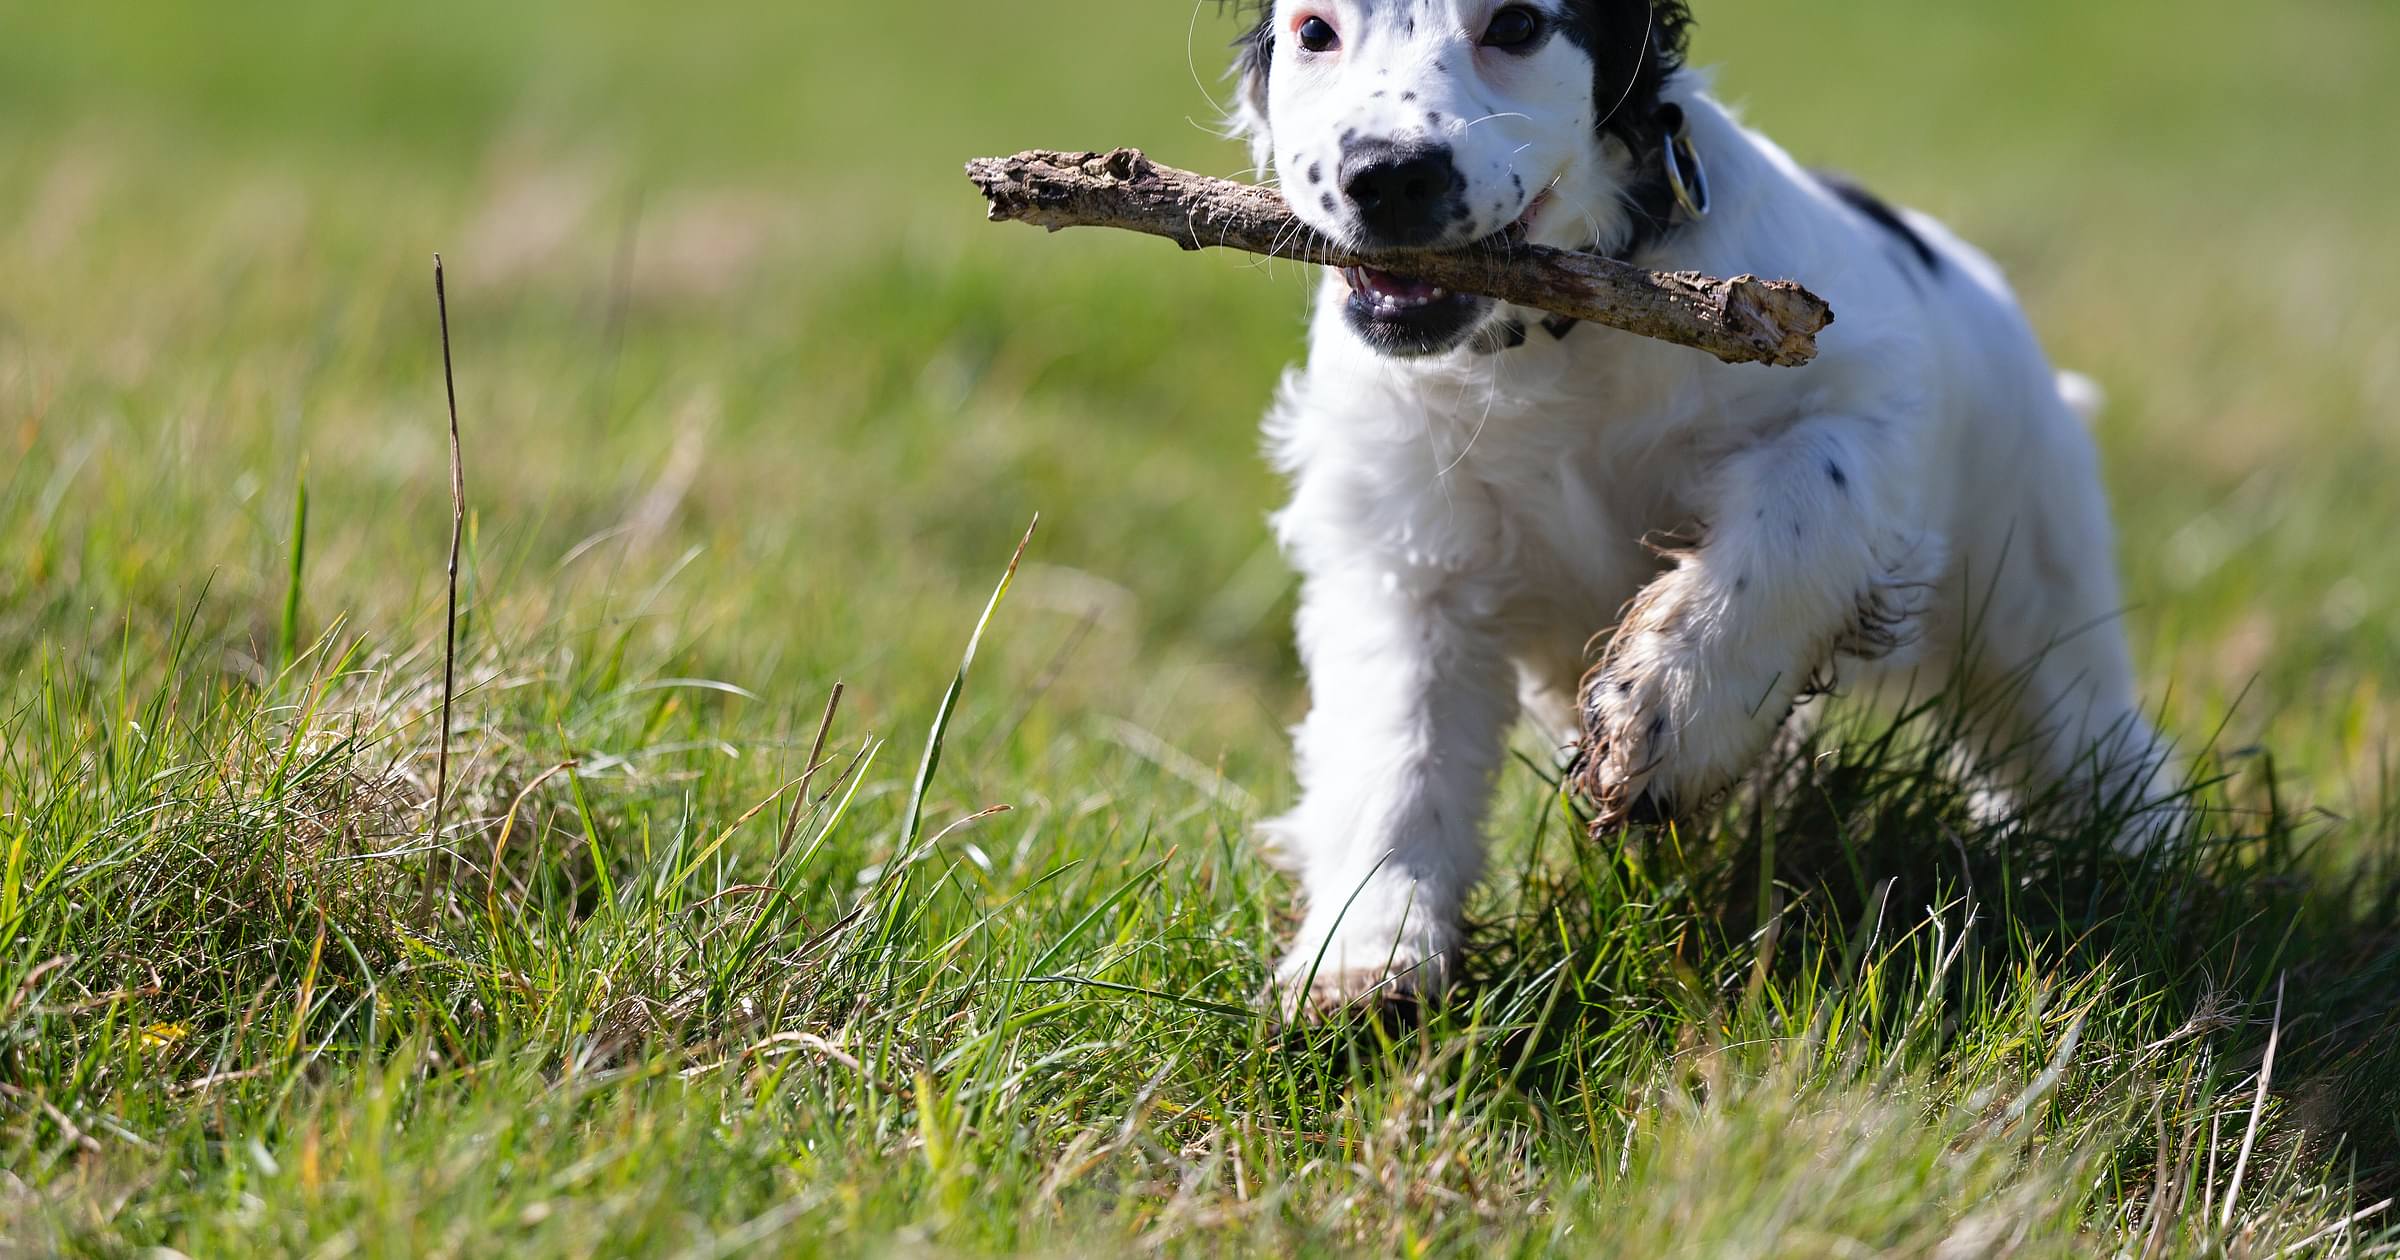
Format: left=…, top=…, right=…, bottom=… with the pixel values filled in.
left=1474, top=105, right=1710, bottom=355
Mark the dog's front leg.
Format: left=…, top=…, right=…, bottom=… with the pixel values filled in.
left=1579, top=415, right=1939, bottom=826
left=1266, top=567, right=1515, bottom=1019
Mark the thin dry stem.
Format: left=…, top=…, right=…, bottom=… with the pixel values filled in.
left=426, top=254, right=468, bottom=922
left=779, top=683, right=847, bottom=859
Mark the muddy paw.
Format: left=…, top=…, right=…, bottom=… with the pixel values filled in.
left=1268, top=936, right=1448, bottom=1027
left=1574, top=666, right=1679, bottom=828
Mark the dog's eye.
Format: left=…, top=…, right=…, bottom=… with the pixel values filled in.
left=1482, top=5, right=1543, bottom=49
left=1295, top=16, right=1340, bottom=54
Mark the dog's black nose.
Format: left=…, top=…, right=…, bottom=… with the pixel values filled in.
left=1339, top=141, right=1461, bottom=247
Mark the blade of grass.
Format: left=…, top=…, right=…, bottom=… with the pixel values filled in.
left=901, top=517, right=1036, bottom=851
left=277, top=460, right=308, bottom=671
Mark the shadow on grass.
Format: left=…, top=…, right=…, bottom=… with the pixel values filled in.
left=1294, top=698, right=2400, bottom=1197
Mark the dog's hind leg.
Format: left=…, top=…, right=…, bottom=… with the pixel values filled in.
left=1949, top=628, right=2183, bottom=848
left=1944, top=403, right=2186, bottom=848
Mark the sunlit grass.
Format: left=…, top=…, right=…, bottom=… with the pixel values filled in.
left=2, top=0, right=2397, bottom=1254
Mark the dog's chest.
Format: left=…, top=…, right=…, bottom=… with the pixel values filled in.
left=1423, top=386, right=1710, bottom=614
left=1284, top=326, right=1769, bottom=616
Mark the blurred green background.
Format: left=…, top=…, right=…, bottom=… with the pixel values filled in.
left=5, top=2, right=2400, bottom=1253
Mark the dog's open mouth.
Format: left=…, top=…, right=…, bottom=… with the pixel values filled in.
left=1339, top=268, right=1460, bottom=317
left=1337, top=267, right=1483, bottom=357
left=1338, top=193, right=1551, bottom=357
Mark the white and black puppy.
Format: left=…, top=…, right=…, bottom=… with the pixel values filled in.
left=1228, top=1, right=2181, bottom=1016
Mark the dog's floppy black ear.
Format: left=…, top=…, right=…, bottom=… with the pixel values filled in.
left=1564, top=0, right=1695, bottom=139
left=1226, top=4, right=1274, bottom=171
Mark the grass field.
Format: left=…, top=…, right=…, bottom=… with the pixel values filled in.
left=4, top=1, right=2399, bottom=1254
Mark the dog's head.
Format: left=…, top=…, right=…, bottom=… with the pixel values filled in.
left=1230, top=1, right=1692, bottom=356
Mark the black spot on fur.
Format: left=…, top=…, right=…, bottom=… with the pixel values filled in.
left=1426, top=110, right=1444, bottom=127
left=1372, top=89, right=1387, bottom=98
left=1321, top=192, right=1338, bottom=213
left=1815, top=171, right=1942, bottom=272
left=1826, top=460, right=1848, bottom=489
left=1401, top=91, right=1418, bottom=102
left=1307, top=162, right=1323, bottom=185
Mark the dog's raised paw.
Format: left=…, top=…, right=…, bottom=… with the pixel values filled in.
left=1574, top=666, right=1678, bottom=829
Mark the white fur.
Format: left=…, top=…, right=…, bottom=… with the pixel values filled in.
left=1235, top=3, right=2179, bottom=1016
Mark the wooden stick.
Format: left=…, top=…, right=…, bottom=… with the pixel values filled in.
left=965, top=148, right=1833, bottom=368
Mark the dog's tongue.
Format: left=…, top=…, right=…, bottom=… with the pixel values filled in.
left=1342, top=266, right=1448, bottom=304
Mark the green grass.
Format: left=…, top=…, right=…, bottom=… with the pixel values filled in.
left=3, top=0, right=2398, bottom=1254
